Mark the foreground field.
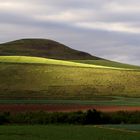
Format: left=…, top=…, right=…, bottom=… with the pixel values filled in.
left=0, top=125, right=139, bottom=140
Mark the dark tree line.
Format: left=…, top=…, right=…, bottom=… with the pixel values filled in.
left=0, top=109, right=140, bottom=125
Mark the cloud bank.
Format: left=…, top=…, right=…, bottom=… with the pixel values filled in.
left=0, top=0, right=140, bottom=65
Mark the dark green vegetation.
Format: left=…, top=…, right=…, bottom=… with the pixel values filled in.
left=0, top=39, right=100, bottom=60
left=0, top=110, right=140, bottom=125
left=0, top=125, right=139, bottom=140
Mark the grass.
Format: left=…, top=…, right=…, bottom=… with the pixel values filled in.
left=0, top=125, right=139, bottom=140
left=73, top=60, right=140, bottom=69
left=0, top=56, right=136, bottom=70
left=0, top=56, right=139, bottom=99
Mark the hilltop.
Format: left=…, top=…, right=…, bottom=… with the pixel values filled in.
left=0, top=38, right=139, bottom=69
left=0, top=39, right=101, bottom=60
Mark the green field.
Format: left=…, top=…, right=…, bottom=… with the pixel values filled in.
left=0, top=56, right=139, bottom=99
left=0, top=125, right=139, bottom=140
left=0, top=96, right=140, bottom=106
left=0, top=56, right=135, bottom=70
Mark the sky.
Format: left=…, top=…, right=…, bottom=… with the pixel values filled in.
left=0, top=0, right=140, bottom=65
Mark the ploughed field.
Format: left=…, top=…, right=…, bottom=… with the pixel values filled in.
left=0, top=104, right=140, bottom=113
left=0, top=97, right=140, bottom=112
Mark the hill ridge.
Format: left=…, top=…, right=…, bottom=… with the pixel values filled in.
left=0, top=38, right=101, bottom=60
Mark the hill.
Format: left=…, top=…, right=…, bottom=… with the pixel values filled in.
left=0, top=38, right=139, bottom=69
left=0, top=56, right=139, bottom=100
left=0, top=39, right=139, bottom=100
left=0, top=39, right=100, bottom=60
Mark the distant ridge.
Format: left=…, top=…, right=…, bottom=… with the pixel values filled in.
left=0, top=39, right=101, bottom=60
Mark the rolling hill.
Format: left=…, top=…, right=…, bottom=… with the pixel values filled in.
left=0, top=56, right=139, bottom=99
left=0, top=39, right=100, bottom=60
left=0, top=38, right=139, bottom=69
left=0, top=39, right=139, bottom=100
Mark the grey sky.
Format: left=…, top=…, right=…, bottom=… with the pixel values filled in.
left=0, top=0, right=140, bottom=65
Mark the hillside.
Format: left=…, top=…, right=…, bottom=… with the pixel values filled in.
left=0, top=56, right=139, bottom=99
left=73, top=60, right=140, bottom=69
left=0, top=56, right=135, bottom=70
left=0, top=39, right=100, bottom=60
left=0, top=39, right=139, bottom=100
left=0, top=38, right=139, bottom=69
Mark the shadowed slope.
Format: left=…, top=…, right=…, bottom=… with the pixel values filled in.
left=0, top=39, right=101, bottom=60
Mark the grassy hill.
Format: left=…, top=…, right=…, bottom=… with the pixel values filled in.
left=0, top=56, right=139, bottom=99
left=0, top=39, right=100, bottom=60
left=0, top=38, right=139, bottom=69
left=0, top=39, right=139, bottom=100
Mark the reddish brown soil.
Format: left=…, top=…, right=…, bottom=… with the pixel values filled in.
left=0, top=104, right=140, bottom=112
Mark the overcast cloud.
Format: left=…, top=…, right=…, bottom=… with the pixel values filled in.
left=0, top=0, right=140, bottom=65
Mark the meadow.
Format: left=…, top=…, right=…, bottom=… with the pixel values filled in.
left=0, top=125, right=139, bottom=140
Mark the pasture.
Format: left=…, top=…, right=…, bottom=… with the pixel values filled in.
left=0, top=125, right=139, bottom=140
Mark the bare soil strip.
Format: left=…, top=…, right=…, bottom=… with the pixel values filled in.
left=0, top=104, right=140, bottom=112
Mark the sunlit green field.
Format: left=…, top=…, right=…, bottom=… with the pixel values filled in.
left=0, top=125, right=139, bottom=140
left=0, top=56, right=139, bottom=99
left=73, top=60, right=140, bottom=69
left=0, top=56, right=136, bottom=70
